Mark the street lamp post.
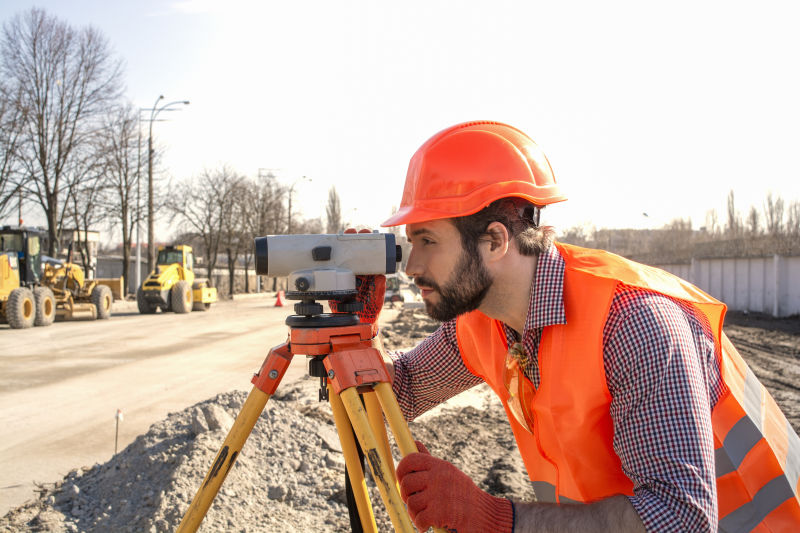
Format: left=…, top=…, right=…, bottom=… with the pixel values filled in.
left=136, top=114, right=142, bottom=293
left=146, top=95, right=190, bottom=272
left=287, top=175, right=311, bottom=234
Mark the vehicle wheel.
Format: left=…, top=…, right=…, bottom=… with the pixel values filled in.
left=137, top=287, right=157, bottom=314
left=33, top=286, right=56, bottom=327
left=7, top=287, right=35, bottom=329
left=91, top=285, right=113, bottom=320
left=192, top=281, right=209, bottom=311
left=171, top=280, right=192, bottom=313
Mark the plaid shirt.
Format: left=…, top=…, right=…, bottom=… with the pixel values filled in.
left=391, top=244, right=724, bottom=532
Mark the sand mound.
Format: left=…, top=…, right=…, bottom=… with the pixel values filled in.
left=1, top=349, right=531, bottom=532
left=5, top=307, right=796, bottom=532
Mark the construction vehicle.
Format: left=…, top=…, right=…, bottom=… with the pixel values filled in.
left=137, top=244, right=217, bottom=314
left=0, top=226, right=117, bottom=327
left=0, top=227, right=55, bottom=328
left=1, top=250, right=48, bottom=328
left=41, top=255, right=114, bottom=321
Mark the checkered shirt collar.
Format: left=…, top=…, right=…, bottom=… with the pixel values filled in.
left=526, top=242, right=567, bottom=332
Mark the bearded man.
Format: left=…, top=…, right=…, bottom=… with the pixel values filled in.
left=374, top=121, right=800, bottom=533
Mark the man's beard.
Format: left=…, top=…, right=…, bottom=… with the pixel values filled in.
left=415, top=250, right=493, bottom=322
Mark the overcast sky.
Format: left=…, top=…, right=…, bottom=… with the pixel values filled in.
left=2, top=0, right=799, bottom=240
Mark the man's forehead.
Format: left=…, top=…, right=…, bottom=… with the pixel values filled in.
left=405, top=219, right=454, bottom=238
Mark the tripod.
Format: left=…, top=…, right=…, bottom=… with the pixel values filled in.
left=176, top=309, right=443, bottom=533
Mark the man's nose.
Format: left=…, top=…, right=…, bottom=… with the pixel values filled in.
left=404, top=247, right=422, bottom=279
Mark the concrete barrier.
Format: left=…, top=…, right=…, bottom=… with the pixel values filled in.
left=656, top=254, right=800, bottom=317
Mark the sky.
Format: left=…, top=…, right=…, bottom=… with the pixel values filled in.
left=2, top=0, right=800, bottom=243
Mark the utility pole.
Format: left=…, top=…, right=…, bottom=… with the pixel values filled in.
left=145, top=95, right=190, bottom=272
left=135, top=112, right=142, bottom=292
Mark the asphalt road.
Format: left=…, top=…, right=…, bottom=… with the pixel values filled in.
left=0, top=293, right=314, bottom=516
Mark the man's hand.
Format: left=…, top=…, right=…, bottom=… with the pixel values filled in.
left=328, top=229, right=386, bottom=331
left=396, top=441, right=514, bottom=533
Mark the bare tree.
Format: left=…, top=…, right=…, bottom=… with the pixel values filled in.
left=763, top=192, right=784, bottom=237
left=786, top=200, right=800, bottom=238
left=0, top=84, right=25, bottom=220
left=97, top=104, right=142, bottom=294
left=293, top=217, right=324, bottom=234
left=168, top=165, right=243, bottom=287
left=221, top=178, right=248, bottom=295
left=64, top=153, right=106, bottom=274
left=558, top=223, right=594, bottom=248
left=725, top=190, right=741, bottom=236
left=746, top=206, right=761, bottom=235
left=649, top=217, right=693, bottom=259
left=244, top=171, right=285, bottom=237
left=242, top=172, right=285, bottom=291
left=326, top=186, right=342, bottom=233
left=1, top=8, right=123, bottom=255
left=705, top=209, right=719, bottom=235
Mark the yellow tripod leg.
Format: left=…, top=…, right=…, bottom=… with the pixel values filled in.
left=364, top=391, right=397, bottom=488
left=178, top=342, right=293, bottom=533
left=375, top=382, right=448, bottom=533
left=340, top=387, right=415, bottom=533
left=177, top=386, right=269, bottom=533
left=329, top=386, right=378, bottom=533
left=374, top=382, right=418, bottom=456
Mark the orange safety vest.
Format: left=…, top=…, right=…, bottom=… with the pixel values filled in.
left=456, top=242, right=800, bottom=532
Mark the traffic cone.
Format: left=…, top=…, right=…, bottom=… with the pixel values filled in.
left=275, top=290, right=285, bottom=307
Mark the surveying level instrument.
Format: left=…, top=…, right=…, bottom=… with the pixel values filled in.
left=177, top=232, right=445, bottom=533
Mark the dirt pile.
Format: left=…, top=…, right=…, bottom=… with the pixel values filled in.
left=0, top=308, right=531, bottom=533
left=379, top=306, right=440, bottom=351
left=0, top=382, right=527, bottom=533
left=1, top=307, right=797, bottom=532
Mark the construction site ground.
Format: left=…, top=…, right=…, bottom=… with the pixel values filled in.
left=0, top=295, right=798, bottom=532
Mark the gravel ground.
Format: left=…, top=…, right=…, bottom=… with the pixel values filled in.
left=0, top=307, right=529, bottom=532
left=1, top=306, right=797, bottom=532
left=0, top=381, right=523, bottom=533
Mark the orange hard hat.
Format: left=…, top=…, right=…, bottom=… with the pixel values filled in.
left=381, top=121, right=566, bottom=227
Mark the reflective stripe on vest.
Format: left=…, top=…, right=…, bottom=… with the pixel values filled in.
left=715, top=335, right=800, bottom=531
left=456, top=242, right=800, bottom=530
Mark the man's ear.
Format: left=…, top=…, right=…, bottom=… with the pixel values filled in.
left=483, top=221, right=510, bottom=262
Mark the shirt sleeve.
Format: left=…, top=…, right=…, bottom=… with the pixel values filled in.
left=603, top=289, right=720, bottom=532
left=390, top=319, right=484, bottom=421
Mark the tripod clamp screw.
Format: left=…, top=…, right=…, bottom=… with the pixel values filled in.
left=328, top=369, right=336, bottom=379
left=268, top=370, right=279, bottom=379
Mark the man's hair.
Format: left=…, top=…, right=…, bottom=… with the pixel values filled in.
left=452, top=197, right=554, bottom=257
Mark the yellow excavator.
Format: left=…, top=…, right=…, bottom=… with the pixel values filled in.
left=137, top=244, right=217, bottom=314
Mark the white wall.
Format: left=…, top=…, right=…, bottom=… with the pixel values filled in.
left=655, top=255, right=800, bottom=317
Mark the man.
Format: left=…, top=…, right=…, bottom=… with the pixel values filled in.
left=374, top=121, right=799, bottom=532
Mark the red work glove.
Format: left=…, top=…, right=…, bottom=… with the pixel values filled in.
left=396, top=441, right=514, bottom=533
left=329, top=229, right=386, bottom=331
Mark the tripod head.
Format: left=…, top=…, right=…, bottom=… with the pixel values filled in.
left=254, top=231, right=401, bottom=328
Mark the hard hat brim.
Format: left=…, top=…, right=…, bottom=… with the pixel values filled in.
left=381, top=191, right=567, bottom=227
